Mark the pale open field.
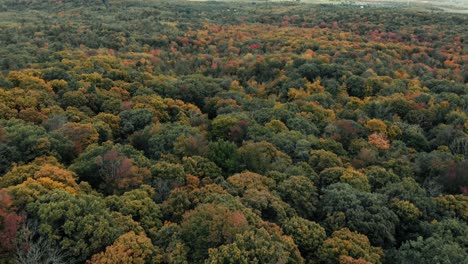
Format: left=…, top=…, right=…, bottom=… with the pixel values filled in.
left=188, top=0, right=468, bottom=13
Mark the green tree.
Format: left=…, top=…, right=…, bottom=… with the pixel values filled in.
left=207, top=140, right=241, bottom=176
left=119, top=108, right=154, bottom=136
left=309, top=149, right=343, bottom=173
left=150, top=161, right=186, bottom=202
left=105, top=185, right=162, bottom=239
left=391, top=219, right=468, bottom=264
left=321, top=183, right=399, bottom=247
left=239, top=141, right=292, bottom=174
left=181, top=156, right=222, bottom=182
left=364, top=166, right=400, bottom=191
left=282, top=217, right=326, bottom=260
left=319, top=167, right=371, bottom=192
left=277, top=176, right=319, bottom=219
left=27, top=190, right=143, bottom=263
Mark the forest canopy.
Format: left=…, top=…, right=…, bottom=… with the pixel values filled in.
left=0, top=0, right=467, bottom=263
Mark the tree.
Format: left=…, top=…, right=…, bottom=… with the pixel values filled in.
left=433, top=194, right=468, bottom=221
left=282, top=217, right=326, bottom=260
left=58, top=122, right=99, bottom=155
left=119, top=108, right=154, bottom=136
left=277, top=176, right=319, bottom=219
left=365, top=119, right=388, bottom=135
left=318, top=228, right=383, bottom=264
left=146, top=122, right=199, bottom=160
left=209, top=115, right=239, bottom=141
left=226, top=171, right=274, bottom=196
left=27, top=190, right=143, bottom=263
left=151, top=161, right=186, bottom=202
left=323, top=119, right=364, bottom=147
left=7, top=70, right=53, bottom=94
left=364, top=166, right=400, bottom=191
left=181, top=156, right=222, bottom=182
left=0, top=189, right=23, bottom=257
left=0, top=156, right=65, bottom=188
left=207, top=140, right=241, bottom=176
left=14, top=221, right=67, bottom=264
left=1, top=157, right=80, bottom=209
left=239, top=141, right=292, bottom=174
left=174, top=134, right=208, bottom=157
left=380, top=177, right=436, bottom=219
left=321, top=183, right=399, bottom=247
left=346, top=76, right=368, bottom=98
left=206, top=228, right=303, bottom=264
left=105, top=185, right=162, bottom=239
left=87, top=232, right=160, bottom=264
left=96, top=149, right=150, bottom=194
left=70, top=143, right=151, bottom=194
left=0, top=119, right=54, bottom=174
left=393, top=236, right=467, bottom=264
left=319, top=167, right=371, bottom=192
left=391, top=219, right=468, bottom=264
left=240, top=188, right=294, bottom=223
left=309, top=149, right=343, bottom=173
left=180, top=203, right=250, bottom=262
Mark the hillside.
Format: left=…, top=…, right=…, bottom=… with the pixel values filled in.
left=0, top=0, right=467, bottom=263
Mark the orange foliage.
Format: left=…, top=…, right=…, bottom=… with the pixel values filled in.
left=368, top=133, right=390, bottom=150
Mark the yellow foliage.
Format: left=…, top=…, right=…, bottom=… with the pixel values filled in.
left=391, top=199, right=422, bottom=221
left=433, top=195, right=468, bottom=221
left=306, top=79, right=325, bottom=93
left=87, top=232, right=159, bottom=264
left=265, top=120, right=288, bottom=133
left=301, top=49, right=315, bottom=60
left=33, top=164, right=79, bottom=189
left=387, top=125, right=402, bottom=140
left=8, top=71, right=53, bottom=94
left=365, top=119, right=387, bottom=135
left=229, top=80, right=244, bottom=92
left=287, top=88, right=310, bottom=101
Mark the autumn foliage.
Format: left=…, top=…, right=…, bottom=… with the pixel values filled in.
left=0, top=0, right=466, bottom=263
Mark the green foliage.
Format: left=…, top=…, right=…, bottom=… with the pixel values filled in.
left=119, top=108, right=154, bottom=136
left=27, top=190, right=143, bottom=263
left=150, top=161, right=186, bottom=202
left=146, top=123, right=200, bottom=159
left=309, top=149, right=343, bottom=173
left=0, top=1, right=466, bottom=263
left=319, top=167, right=371, bottom=191
left=321, top=183, right=399, bottom=247
left=182, top=156, right=222, bottom=182
left=105, top=185, right=162, bottom=239
left=239, top=141, right=292, bottom=174
left=390, top=219, right=468, bottom=264
left=0, top=119, right=71, bottom=174
left=282, top=217, right=326, bottom=260
left=364, top=166, right=400, bottom=191
left=277, top=176, right=319, bottom=219
left=207, top=140, right=241, bottom=176
left=206, top=228, right=303, bottom=264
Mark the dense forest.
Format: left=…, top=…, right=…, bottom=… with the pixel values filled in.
left=0, top=0, right=467, bottom=263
